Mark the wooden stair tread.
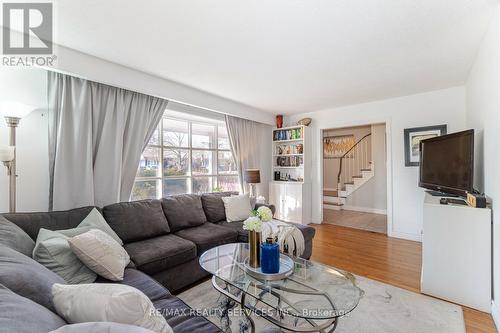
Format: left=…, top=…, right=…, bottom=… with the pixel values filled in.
left=361, top=168, right=372, bottom=171
left=352, top=175, right=362, bottom=178
left=345, top=181, right=354, bottom=185
left=323, top=190, right=338, bottom=197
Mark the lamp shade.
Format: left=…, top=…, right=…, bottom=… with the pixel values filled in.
left=0, top=146, right=15, bottom=162
left=244, top=169, right=260, bottom=184
left=0, top=101, right=35, bottom=119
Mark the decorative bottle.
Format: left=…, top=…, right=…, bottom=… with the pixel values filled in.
left=261, top=237, right=280, bottom=274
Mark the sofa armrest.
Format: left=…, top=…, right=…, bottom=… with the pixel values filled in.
left=255, top=203, right=276, bottom=215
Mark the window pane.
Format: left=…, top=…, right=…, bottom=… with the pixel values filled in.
left=137, top=147, right=161, bottom=177
left=148, top=127, right=160, bottom=146
left=192, top=150, right=214, bottom=175
left=163, top=119, right=188, bottom=147
left=163, top=178, right=189, bottom=196
left=217, top=176, right=240, bottom=192
left=131, top=180, right=160, bottom=200
left=192, top=177, right=214, bottom=194
left=163, top=149, right=189, bottom=176
left=218, top=151, right=237, bottom=174
left=192, top=123, right=215, bottom=149
left=218, top=124, right=230, bottom=150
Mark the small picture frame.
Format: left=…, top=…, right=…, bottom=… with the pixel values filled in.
left=404, top=125, right=447, bottom=166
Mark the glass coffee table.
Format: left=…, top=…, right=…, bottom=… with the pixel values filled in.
left=199, top=243, right=363, bottom=333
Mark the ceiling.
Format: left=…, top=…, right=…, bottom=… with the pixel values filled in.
left=52, top=0, right=497, bottom=114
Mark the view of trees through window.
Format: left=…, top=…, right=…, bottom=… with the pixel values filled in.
left=132, top=116, right=239, bottom=200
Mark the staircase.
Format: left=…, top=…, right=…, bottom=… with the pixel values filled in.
left=323, top=133, right=374, bottom=210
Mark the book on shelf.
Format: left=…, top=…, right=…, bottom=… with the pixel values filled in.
left=273, top=127, right=303, bottom=141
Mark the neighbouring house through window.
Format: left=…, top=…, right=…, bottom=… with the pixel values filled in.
left=131, top=114, right=239, bottom=200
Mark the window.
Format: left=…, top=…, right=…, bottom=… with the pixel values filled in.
left=131, top=116, right=239, bottom=200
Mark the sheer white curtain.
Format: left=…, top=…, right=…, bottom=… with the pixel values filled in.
left=225, top=115, right=271, bottom=195
left=48, top=72, right=168, bottom=210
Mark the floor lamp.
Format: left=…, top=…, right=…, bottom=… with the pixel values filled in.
left=1, top=101, right=34, bottom=213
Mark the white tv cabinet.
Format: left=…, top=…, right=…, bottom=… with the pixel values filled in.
left=421, top=193, right=491, bottom=312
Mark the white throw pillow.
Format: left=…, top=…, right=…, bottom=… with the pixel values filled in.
left=221, top=194, right=253, bottom=222
left=52, top=283, right=173, bottom=333
left=68, top=229, right=130, bottom=281
left=50, top=322, right=156, bottom=333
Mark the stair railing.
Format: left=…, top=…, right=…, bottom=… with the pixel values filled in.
left=337, top=133, right=372, bottom=191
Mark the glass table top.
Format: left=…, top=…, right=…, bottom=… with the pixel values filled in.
left=199, top=243, right=363, bottom=320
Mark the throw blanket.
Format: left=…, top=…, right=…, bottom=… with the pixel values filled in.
left=261, top=219, right=305, bottom=257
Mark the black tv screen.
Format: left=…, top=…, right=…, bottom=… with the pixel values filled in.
left=419, top=129, right=474, bottom=196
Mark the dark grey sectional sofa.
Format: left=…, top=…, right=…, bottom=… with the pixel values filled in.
left=0, top=191, right=315, bottom=333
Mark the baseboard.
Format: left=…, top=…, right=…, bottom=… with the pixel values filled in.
left=492, top=301, right=500, bottom=332
left=324, top=204, right=343, bottom=211
left=342, top=205, right=387, bottom=215
left=390, top=230, right=422, bottom=242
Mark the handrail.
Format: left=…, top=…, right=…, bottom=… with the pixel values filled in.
left=337, top=133, right=372, bottom=186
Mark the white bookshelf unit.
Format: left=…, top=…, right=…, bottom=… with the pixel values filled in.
left=269, top=125, right=311, bottom=225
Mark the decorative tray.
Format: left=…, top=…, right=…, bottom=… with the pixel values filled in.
left=243, top=254, right=295, bottom=281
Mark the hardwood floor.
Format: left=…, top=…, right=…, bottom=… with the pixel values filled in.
left=311, top=223, right=497, bottom=333
left=323, top=208, right=387, bottom=234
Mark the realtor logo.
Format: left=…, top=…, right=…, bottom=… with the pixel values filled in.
left=2, top=2, right=53, bottom=55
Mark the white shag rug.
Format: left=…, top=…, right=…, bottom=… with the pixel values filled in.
left=179, top=274, right=465, bottom=333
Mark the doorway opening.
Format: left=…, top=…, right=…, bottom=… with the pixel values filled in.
left=322, top=123, right=387, bottom=233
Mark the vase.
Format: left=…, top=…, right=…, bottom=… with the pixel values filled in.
left=248, top=230, right=261, bottom=268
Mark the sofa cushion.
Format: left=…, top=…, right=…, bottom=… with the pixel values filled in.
left=215, top=221, right=247, bottom=241
left=200, top=191, right=238, bottom=223
left=174, top=223, right=238, bottom=254
left=0, top=245, right=65, bottom=312
left=50, top=322, right=156, bottom=333
left=0, top=284, right=67, bottom=333
left=154, top=295, right=221, bottom=333
left=161, top=194, right=207, bottom=232
left=96, top=268, right=170, bottom=303
left=0, top=216, right=35, bottom=256
left=124, top=234, right=196, bottom=275
left=103, top=200, right=170, bottom=242
left=2, top=206, right=96, bottom=241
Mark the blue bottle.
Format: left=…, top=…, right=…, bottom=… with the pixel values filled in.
left=261, top=237, right=280, bottom=274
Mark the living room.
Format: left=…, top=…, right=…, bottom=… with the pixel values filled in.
left=1, top=1, right=499, bottom=332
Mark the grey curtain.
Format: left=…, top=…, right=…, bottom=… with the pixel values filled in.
left=48, top=72, right=168, bottom=210
left=225, top=115, right=267, bottom=194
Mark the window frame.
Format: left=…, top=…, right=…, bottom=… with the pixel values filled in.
left=133, top=115, right=238, bottom=199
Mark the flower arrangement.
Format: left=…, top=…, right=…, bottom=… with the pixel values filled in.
left=243, top=206, right=273, bottom=232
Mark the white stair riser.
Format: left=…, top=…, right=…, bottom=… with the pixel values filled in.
left=324, top=204, right=343, bottom=210
left=323, top=196, right=346, bottom=205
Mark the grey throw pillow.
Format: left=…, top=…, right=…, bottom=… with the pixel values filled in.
left=0, top=284, right=66, bottom=333
left=0, top=216, right=35, bottom=256
left=58, top=208, right=123, bottom=245
left=49, top=322, right=156, bottom=333
left=0, top=245, right=65, bottom=312
left=33, top=229, right=97, bottom=284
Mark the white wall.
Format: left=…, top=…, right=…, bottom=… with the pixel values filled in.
left=0, top=67, right=49, bottom=213
left=289, top=86, right=467, bottom=241
left=49, top=44, right=275, bottom=125
left=465, top=4, right=500, bottom=322
left=344, top=123, right=387, bottom=213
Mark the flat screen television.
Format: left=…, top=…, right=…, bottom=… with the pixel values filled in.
left=419, top=129, right=474, bottom=196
